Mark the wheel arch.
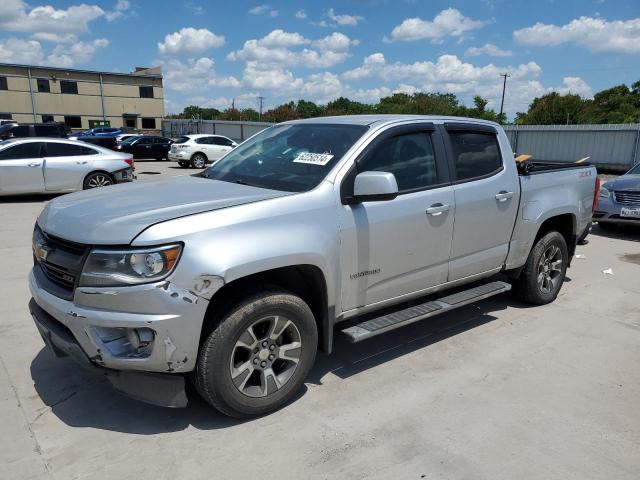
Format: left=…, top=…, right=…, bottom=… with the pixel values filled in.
left=533, top=213, right=577, bottom=259
left=190, top=151, right=208, bottom=161
left=200, top=264, right=334, bottom=353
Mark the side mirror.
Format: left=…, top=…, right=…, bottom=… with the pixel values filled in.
left=352, top=171, right=398, bottom=202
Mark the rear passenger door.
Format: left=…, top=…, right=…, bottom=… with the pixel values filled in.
left=43, top=142, right=97, bottom=191
left=443, top=123, right=519, bottom=281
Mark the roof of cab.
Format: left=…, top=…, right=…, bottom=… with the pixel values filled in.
left=285, top=114, right=500, bottom=128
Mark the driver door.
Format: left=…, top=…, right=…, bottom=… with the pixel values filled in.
left=338, top=125, right=455, bottom=312
left=0, top=142, right=45, bottom=194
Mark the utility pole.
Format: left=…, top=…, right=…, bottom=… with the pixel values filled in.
left=258, top=96, right=265, bottom=121
left=499, top=73, right=510, bottom=124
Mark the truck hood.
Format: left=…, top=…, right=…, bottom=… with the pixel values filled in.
left=603, top=174, right=640, bottom=192
left=38, top=176, right=291, bottom=244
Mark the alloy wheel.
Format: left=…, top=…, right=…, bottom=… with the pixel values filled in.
left=192, top=155, right=206, bottom=168
left=537, top=245, right=563, bottom=293
left=87, top=174, right=112, bottom=188
left=229, top=315, right=302, bottom=398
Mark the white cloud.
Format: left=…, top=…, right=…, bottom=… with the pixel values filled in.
left=466, top=43, right=513, bottom=57
left=161, top=57, right=240, bottom=92
left=0, top=0, right=104, bottom=35
left=228, top=30, right=357, bottom=68
left=387, top=8, right=488, bottom=43
left=327, top=8, right=363, bottom=26
left=555, top=76, right=593, bottom=97
left=105, top=0, right=131, bottom=21
left=514, top=16, right=640, bottom=53
left=31, top=32, right=78, bottom=44
left=46, top=38, right=109, bottom=67
left=248, top=4, right=278, bottom=17
left=158, top=27, right=225, bottom=55
left=0, top=37, right=45, bottom=64
left=295, top=10, right=307, bottom=20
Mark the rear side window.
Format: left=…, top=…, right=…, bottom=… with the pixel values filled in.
left=449, top=132, right=502, bottom=181
left=359, top=132, right=438, bottom=191
left=0, top=142, right=44, bottom=160
left=34, top=125, right=62, bottom=137
left=9, top=125, right=31, bottom=137
left=196, top=137, right=212, bottom=144
left=45, top=142, right=95, bottom=156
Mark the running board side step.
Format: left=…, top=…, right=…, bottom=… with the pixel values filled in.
left=341, top=281, right=511, bottom=343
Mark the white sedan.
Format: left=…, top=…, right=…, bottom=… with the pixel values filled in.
left=168, top=134, right=238, bottom=168
left=0, top=138, right=135, bottom=196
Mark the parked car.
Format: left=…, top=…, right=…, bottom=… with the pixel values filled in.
left=76, top=127, right=125, bottom=137
left=116, top=135, right=173, bottom=160
left=168, top=134, right=237, bottom=168
left=595, top=163, right=640, bottom=229
left=28, top=116, right=598, bottom=417
left=0, top=138, right=134, bottom=195
left=115, top=134, right=141, bottom=144
left=0, top=122, right=68, bottom=140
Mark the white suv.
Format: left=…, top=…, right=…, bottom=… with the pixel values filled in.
left=168, top=134, right=237, bottom=168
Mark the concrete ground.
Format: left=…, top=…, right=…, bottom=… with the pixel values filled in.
left=1, top=162, right=639, bottom=479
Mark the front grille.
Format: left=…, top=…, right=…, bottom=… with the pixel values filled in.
left=614, top=191, right=640, bottom=206
left=35, top=230, right=89, bottom=297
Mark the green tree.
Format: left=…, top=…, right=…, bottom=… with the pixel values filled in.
left=296, top=100, right=324, bottom=118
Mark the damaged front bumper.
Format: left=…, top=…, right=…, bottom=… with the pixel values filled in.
left=29, top=268, right=214, bottom=407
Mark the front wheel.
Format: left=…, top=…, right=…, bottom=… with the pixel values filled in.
left=194, top=290, right=317, bottom=418
left=83, top=171, right=114, bottom=189
left=511, top=231, right=568, bottom=305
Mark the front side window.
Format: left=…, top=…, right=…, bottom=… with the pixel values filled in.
left=358, top=131, right=438, bottom=191
left=9, top=125, right=30, bottom=137
left=0, top=142, right=44, bottom=160
left=60, top=80, right=78, bottom=94
left=203, top=123, right=368, bottom=192
left=449, top=131, right=502, bottom=181
left=135, top=138, right=152, bottom=145
left=37, top=79, right=50, bottom=93
left=213, top=136, right=234, bottom=146
left=45, top=142, right=94, bottom=156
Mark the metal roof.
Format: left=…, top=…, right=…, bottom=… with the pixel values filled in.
left=0, top=62, right=162, bottom=78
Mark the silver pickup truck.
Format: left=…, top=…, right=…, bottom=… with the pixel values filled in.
left=29, top=115, right=598, bottom=417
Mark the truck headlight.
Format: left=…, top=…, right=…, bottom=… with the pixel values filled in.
left=79, top=244, right=182, bottom=287
left=599, top=187, right=610, bottom=198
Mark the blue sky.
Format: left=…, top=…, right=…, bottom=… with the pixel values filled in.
left=1, top=0, right=639, bottom=118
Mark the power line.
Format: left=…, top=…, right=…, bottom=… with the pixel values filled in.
left=499, top=73, right=510, bottom=123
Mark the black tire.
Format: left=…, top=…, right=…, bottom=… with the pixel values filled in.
left=194, top=289, right=317, bottom=418
left=190, top=153, right=207, bottom=169
left=511, top=231, right=568, bottom=305
left=83, top=171, right=114, bottom=189
left=178, top=161, right=189, bottom=168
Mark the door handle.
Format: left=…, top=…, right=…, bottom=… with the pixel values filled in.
left=426, top=203, right=450, bottom=216
left=495, top=191, right=514, bottom=202
left=28, top=163, right=41, bottom=167
left=76, top=161, right=88, bottom=165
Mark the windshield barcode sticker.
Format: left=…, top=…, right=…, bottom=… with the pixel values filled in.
left=293, top=152, right=334, bottom=166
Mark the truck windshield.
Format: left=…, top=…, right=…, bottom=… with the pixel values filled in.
left=202, top=123, right=368, bottom=192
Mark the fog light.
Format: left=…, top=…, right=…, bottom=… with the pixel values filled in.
left=127, top=328, right=154, bottom=349
left=92, top=326, right=155, bottom=358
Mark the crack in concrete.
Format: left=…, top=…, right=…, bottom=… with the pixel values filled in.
left=0, top=353, right=55, bottom=479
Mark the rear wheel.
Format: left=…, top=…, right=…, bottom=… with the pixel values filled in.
left=194, top=289, right=317, bottom=418
left=511, top=231, right=568, bottom=305
left=83, top=171, right=114, bottom=189
left=190, top=153, right=207, bottom=169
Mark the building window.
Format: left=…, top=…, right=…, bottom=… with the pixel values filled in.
left=0, top=113, right=12, bottom=120
left=64, top=116, right=82, bottom=129
left=60, top=80, right=78, bottom=94
left=0, top=76, right=7, bottom=90
left=37, top=78, right=50, bottom=93
left=123, top=115, right=137, bottom=128
left=42, top=114, right=54, bottom=123
left=139, top=86, right=154, bottom=98
left=141, top=117, right=156, bottom=129
left=88, top=119, right=111, bottom=129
